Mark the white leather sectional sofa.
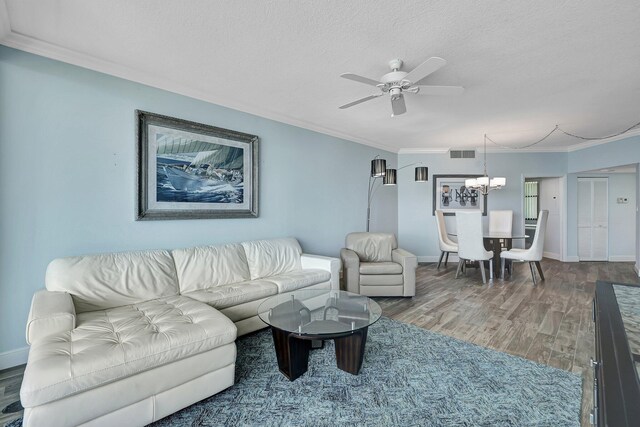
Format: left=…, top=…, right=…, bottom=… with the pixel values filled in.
left=20, top=238, right=339, bottom=427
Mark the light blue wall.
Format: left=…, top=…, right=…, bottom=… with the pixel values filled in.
left=399, top=137, right=640, bottom=265
left=397, top=151, right=567, bottom=259
left=0, top=46, right=398, bottom=354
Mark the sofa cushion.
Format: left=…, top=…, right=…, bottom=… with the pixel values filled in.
left=359, top=262, right=403, bottom=275
left=264, top=269, right=331, bottom=293
left=20, top=296, right=236, bottom=408
left=360, top=274, right=404, bottom=286
left=45, top=250, right=179, bottom=314
left=183, top=280, right=278, bottom=309
left=172, top=243, right=251, bottom=293
left=346, top=233, right=397, bottom=262
left=241, top=238, right=302, bottom=280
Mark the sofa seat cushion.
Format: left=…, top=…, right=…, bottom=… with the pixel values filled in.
left=20, top=296, right=236, bottom=408
left=265, top=269, right=331, bottom=293
left=359, top=262, right=403, bottom=275
left=183, top=280, right=278, bottom=309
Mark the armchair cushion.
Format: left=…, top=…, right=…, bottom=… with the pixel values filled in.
left=359, top=262, right=403, bottom=275
left=345, top=232, right=397, bottom=262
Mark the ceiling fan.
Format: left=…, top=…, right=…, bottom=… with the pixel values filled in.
left=339, top=57, right=464, bottom=116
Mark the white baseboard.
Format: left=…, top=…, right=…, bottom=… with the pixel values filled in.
left=543, top=251, right=561, bottom=261
left=565, top=256, right=580, bottom=262
left=418, top=255, right=460, bottom=263
left=0, top=346, right=28, bottom=370
left=608, top=255, right=636, bottom=262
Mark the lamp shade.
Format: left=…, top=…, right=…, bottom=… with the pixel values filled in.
left=371, top=158, right=387, bottom=177
left=465, top=178, right=477, bottom=187
left=383, top=168, right=397, bottom=185
left=490, top=177, right=506, bottom=187
left=414, top=166, right=429, bottom=182
left=477, top=176, right=490, bottom=186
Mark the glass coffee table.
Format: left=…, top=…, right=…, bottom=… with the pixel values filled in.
left=258, top=289, right=382, bottom=381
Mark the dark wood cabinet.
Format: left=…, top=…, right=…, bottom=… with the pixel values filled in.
left=592, top=281, right=640, bottom=426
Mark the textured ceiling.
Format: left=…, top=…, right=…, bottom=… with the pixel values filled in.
left=1, top=0, right=639, bottom=152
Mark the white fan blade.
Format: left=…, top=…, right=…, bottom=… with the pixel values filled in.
left=414, top=85, right=464, bottom=96
left=340, top=73, right=381, bottom=87
left=391, top=94, right=406, bottom=116
left=339, top=94, right=382, bottom=109
left=405, top=57, right=446, bottom=84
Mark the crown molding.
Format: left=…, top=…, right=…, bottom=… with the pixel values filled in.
left=0, top=29, right=399, bottom=154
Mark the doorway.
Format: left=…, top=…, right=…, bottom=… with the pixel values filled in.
left=577, top=177, right=609, bottom=261
left=524, top=177, right=563, bottom=260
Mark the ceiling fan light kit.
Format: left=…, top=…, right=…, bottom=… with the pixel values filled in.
left=339, top=57, right=464, bottom=116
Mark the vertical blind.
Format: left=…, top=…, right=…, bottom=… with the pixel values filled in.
left=524, top=181, right=539, bottom=220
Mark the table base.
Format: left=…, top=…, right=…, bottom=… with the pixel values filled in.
left=271, top=327, right=368, bottom=381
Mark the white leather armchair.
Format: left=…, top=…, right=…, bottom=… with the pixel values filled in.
left=340, top=232, right=417, bottom=297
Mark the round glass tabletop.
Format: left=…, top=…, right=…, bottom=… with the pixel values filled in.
left=258, top=289, right=382, bottom=336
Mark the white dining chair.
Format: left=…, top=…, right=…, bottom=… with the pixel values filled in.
left=489, top=210, right=513, bottom=234
left=435, top=210, right=458, bottom=269
left=500, top=210, right=549, bottom=284
left=455, top=211, right=494, bottom=284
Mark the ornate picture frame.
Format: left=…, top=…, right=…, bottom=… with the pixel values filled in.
left=432, top=174, right=487, bottom=216
left=136, top=110, right=259, bottom=220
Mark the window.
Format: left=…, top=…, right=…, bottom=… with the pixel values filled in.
left=524, top=180, right=539, bottom=221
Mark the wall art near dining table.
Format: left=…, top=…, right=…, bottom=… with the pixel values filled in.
left=136, top=110, right=259, bottom=220
left=432, top=174, right=487, bottom=216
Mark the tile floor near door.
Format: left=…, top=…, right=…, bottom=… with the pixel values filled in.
left=1, top=259, right=637, bottom=427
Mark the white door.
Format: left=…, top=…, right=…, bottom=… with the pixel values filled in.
left=578, top=177, right=608, bottom=261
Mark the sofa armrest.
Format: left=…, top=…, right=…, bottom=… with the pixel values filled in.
left=392, top=248, right=417, bottom=297
left=26, top=289, right=76, bottom=345
left=301, top=254, right=341, bottom=290
left=340, top=248, right=360, bottom=293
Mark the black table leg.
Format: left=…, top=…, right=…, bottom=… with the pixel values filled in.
left=271, top=327, right=311, bottom=381
left=334, top=327, right=368, bottom=375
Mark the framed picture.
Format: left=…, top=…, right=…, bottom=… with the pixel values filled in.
left=136, top=110, right=259, bottom=220
left=432, top=174, right=487, bottom=216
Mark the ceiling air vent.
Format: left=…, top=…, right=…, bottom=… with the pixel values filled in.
left=449, top=150, right=476, bottom=159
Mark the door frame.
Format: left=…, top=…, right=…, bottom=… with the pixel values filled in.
left=520, top=174, right=567, bottom=261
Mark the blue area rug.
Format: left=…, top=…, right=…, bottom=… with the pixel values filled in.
left=9, top=317, right=582, bottom=426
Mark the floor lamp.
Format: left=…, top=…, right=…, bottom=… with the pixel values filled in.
left=366, top=156, right=429, bottom=232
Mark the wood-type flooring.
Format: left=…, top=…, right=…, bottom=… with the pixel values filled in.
left=1, top=259, right=637, bottom=426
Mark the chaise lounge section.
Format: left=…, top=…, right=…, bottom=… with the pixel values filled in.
left=20, top=238, right=339, bottom=427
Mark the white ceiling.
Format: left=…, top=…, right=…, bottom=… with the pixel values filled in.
left=1, top=0, right=639, bottom=152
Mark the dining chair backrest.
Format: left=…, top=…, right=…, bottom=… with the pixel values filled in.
left=489, top=210, right=513, bottom=235
left=528, top=210, right=549, bottom=259
left=455, top=211, right=488, bottom=260
left=435, top=210, right=456, bottom=247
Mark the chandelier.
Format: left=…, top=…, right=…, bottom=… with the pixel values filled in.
left=464, top=134, right=506, bottom=196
